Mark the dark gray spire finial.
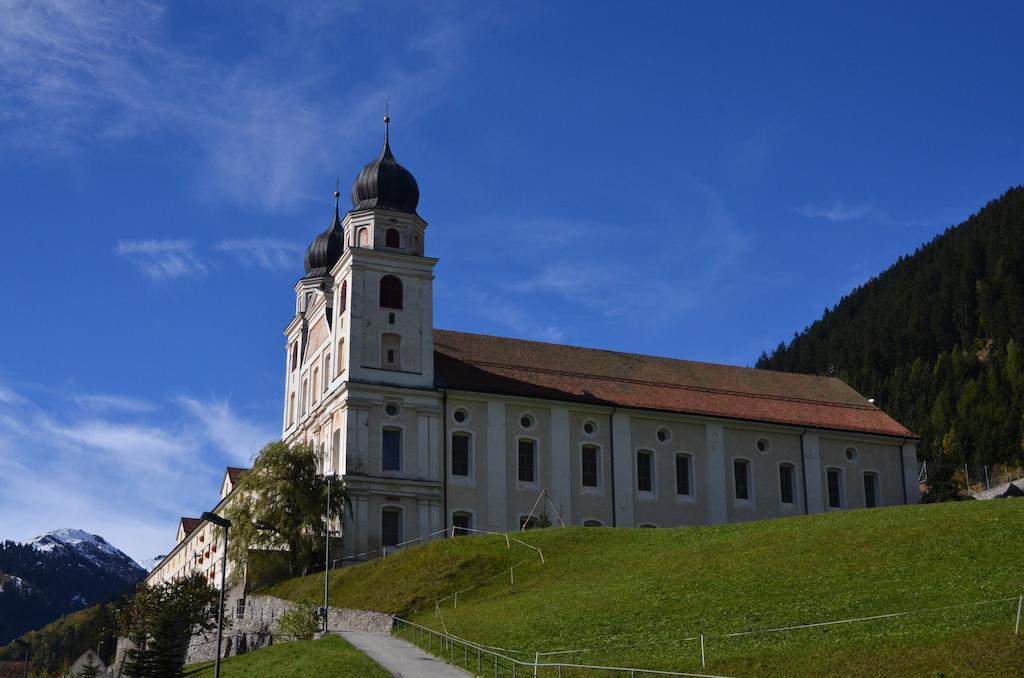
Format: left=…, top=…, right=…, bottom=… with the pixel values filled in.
left=384, top=97, right=390, bottom=143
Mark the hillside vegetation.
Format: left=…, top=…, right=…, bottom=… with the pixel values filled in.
left=180, top=635, right=389, bottom=677
left=757, top=186, right=1024, bottom=479
left=266, top=500, right=1024, bottom=677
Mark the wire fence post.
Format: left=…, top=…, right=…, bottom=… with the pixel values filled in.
left=700, top=634, right=706, bottom=668
left=1015, top=595, right=1023, bottom=635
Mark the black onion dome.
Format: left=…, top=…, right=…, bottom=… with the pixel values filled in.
left=304, top=196, right=345, bottom=277
left=350, top=122, right=419, bottom=213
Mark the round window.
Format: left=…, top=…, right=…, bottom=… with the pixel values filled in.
left=384, top=402, right=401, bottom=418
left=756, top=437, right=771, bottom=454
left=582, top=419, right=598, bottom=437
left=453, top=408, right=469, bottom=424
left=656, top=427, right=671, bottom=444
left=844, top=446, right=859, bottom=462
left=520, top=413, right=535, bottom=430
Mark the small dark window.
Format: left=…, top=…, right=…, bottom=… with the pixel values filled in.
left=385, top=228, right=400, bottom=248
left=382, top=428, right=401, bottom=471
left=452, top=433, right=470, bottom=477
left=453, top=408, right=468, bottom=423
left=519, top=515, right=538, bottom=530
left=379, top=275, right=403, bottom=309
left=827, top=468, right=843, bottom=508
left=387, top=349, right=395, bottom=362
left=339, top=280, right=347, bottom=314
left=452, top=512, right=472, bottom=535
left=675, top=455, right=691, bottom=496
left=381, top=508, right=401, bottom=547
left=290, top=343, right=298, bottom=371
left=581, top=445, right=599, bottom=488
left=637, top=451, right=653, bottom=492
left=863, top=472, right=878, bottom=508
left=583, top=520, right=602, bottom=527
left=384, top=402, right=400, bottom=417
left=518, top=439, right=536, bottom=483
left=734, top=459, right=750, bottom=500
left=779, top=464, right=795, bottom=504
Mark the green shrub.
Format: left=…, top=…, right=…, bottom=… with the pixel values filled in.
left=276, top=602, right=318, bottom=641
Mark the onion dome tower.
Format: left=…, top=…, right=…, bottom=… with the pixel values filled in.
left=350, top=115, right=420, bottom=214
left=303, top=191, right=346, bottom=278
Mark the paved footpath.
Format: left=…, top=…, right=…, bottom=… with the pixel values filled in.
left=335, top=630, right=473, bottom=678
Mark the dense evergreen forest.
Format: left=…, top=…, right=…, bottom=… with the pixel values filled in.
left=757, top=186, right=1024, bottom=481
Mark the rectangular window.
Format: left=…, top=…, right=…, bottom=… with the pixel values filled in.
left=381, top=509, right=401, bottom=547
left=518, top=439, right=536, bottom=483
left=675, top=455, right=691, bottom=496
left=382, top=428, right=401, bottom=471
left=636, top=451, right=653, bottom=492
left=451, top=433, right=471, bottom=477
left=863, top=472, right=879, bottom=508
left=827, top=468, right=843, bottom=508
left=779, top=464, right=795, bottom=504
left=734, top=459, right=750, bottom=501
left=581, top=445, right=600, bottom=488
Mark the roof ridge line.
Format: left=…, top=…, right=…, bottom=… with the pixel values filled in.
left=461, top=358, right=877, bottom=411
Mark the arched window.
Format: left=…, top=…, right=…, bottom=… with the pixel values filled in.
left=311, top=367, right=319, bottom=403
left=385, top=228, right=400, bottom=248
left=381, top=333, right=401, bottom=370
left=379, top=275, right=403, bottom=309
left=301, top=378, right=308, bottom=415
left=357, top=228, right=369, bottom=247
left=336, top=338, right=345, bottom=375
left=338, top=280, right=348, bottom=314
left=323, top=356, right=331, bottom=391
left=288, top=393, right=296, bottom=426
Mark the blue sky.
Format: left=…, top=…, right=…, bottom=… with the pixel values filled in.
left=1, top=1, right=1022, bottom=563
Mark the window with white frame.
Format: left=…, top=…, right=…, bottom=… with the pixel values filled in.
left=581, top=445, right=601, bottom=488
left=734, top=459, right=751, bottom=501
left=382, top=428, right=402, bottom=472
left=636, top=450, right=654, bottom=493
left=827, top=467, right=845, bottom=508
left=779, top=463, right=796, bottom=505
left=675, top=454, right=692, bottom=497
left=518, top=439, right=537, bottom=483
left=451, top=432, right=471, bottom=477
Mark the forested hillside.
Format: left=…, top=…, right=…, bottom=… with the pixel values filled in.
left=757, top=186, right=1024, bottom=477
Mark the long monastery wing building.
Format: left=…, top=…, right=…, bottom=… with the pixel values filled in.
left=282, top=120, right=919, bottom=559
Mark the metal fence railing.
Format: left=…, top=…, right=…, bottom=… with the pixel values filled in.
left=392, top=617, right=734, bottom=678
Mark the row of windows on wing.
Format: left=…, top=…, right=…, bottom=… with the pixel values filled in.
left=377, top=506, right=589, bottom=548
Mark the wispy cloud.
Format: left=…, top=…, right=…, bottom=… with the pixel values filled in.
left=74, top=393, right=156, bottom=413
left=796, top=201, right=883, bottom=222
left=214, top=239, right=305, bottom=271
left=0, top=1, right=476, bottom=210
left=0, top=385, right=275, bottom=563
left=115, top=239, right=207, bottom=280
left=178, top=397, right=276, bottom=464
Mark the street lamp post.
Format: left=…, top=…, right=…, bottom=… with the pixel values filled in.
left=13, top=639, right=28, bottom=678
left=323, top=471, right=337, bottom=632
left=201, top=511, right=232, bottom=678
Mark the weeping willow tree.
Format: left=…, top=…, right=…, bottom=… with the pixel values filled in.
left=223, top=441, right=348, bottom=581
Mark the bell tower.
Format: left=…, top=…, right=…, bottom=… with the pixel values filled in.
left=334, top=115, right=437, bottom=389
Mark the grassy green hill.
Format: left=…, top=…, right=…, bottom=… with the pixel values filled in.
left=264, top=500, right=1024, bottom=677
left=181, top=635, right=388, bottom=677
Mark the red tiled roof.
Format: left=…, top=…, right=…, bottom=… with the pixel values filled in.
left=226, top=467, right=249, bottom=485
left=180, top=517, right=202, bottom=540
left=433, top=330, right=915, bottom=438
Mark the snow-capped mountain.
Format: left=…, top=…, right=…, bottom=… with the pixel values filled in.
left=1, top=529, right=145, bottom=645
left=24, top=528, right=145, bottom=582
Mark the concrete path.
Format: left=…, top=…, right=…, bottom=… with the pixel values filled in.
left=335, top=630, right=473, bottom=678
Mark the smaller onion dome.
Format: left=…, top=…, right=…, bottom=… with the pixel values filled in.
left=350, top=116, right=420, bottom=214
left=303, top=192, right=345, bottom=277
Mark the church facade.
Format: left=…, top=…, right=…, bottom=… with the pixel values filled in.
left=285, top=120, right=920, bottom=560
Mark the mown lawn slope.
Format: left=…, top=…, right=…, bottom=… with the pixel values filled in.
left=180, top=635, right=388, bottom=677
left=264, top=500, right=1024, bottom=676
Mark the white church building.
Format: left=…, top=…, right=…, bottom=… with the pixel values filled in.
left=282, top=119, right=919, bottom=560
left=147, top=120, right=919, bottom=586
